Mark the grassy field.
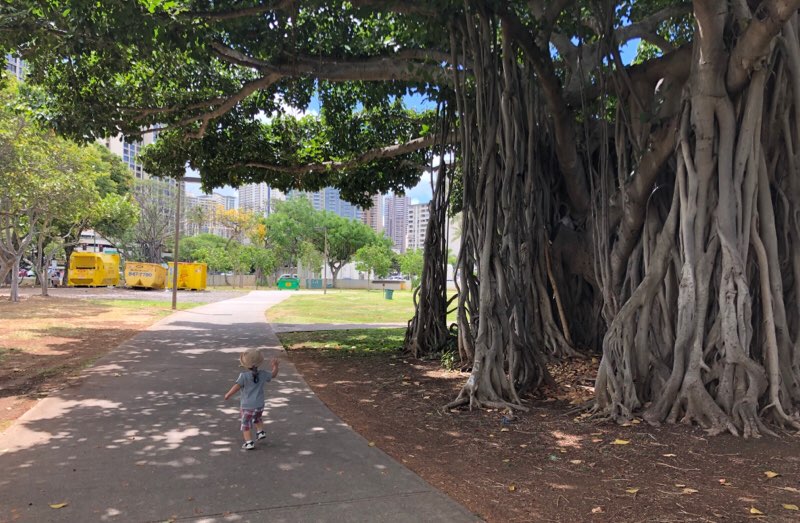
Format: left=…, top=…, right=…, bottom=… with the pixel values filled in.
left=279, top=328, right=405, bottom=356
left=267, top=289, right=416, bottom=324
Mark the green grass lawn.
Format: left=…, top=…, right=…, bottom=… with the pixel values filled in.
left=279, top=328, right=405, bottom=356
left=267, top=289, right=416, bottom=324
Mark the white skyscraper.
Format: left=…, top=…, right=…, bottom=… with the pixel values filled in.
left=239, top=183, right=283, bottom=215
left=222, top=195, right=237, bottom=210
left=385, top=193, right=409, bottom=253
left=407, top=202, right=430, bottom=251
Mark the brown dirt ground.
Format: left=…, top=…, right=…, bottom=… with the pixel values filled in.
left=0, top=295, right=171, bottom=431
left=287, top=350, right=800, bottom=523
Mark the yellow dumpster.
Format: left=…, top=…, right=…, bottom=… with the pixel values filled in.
left=125, top=262, right=168, bottom=290
left=167, top=262, right=207, bottom=291
left=67, top=252, right=120, bottom=287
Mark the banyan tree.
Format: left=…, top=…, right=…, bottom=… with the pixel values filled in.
left=4, top=0, right=800, bottom=436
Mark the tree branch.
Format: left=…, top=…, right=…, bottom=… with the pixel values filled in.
left=617, top=3, right=691, bottom=50
left=211, top=41, right=450, bottom=83
left=727, top=0, right=800, bottom=93
left=237, top=134, right=453, bottom=174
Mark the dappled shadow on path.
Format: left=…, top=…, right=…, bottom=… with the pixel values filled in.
left=0, top=317, right=441, bottom=522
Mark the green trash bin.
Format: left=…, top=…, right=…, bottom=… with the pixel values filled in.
left=384, top=289, right=394, bottom=300
left=277, top=275, right=300, bottom=290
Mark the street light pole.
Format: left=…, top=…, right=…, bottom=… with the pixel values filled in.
left=323, top=227, right=328, bottom=295
left=171, top=179, right=182, bottom=310
left=168, top=175, right=203, bottom=310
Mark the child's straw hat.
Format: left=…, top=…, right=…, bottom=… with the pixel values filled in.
left=239, top=349, right=265, bottom=369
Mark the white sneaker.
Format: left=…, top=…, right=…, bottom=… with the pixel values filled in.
left=242, top=441, right=255, bottom=450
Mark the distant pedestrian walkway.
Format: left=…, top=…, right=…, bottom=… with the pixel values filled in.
left=0, top=291, right=477, bottom=522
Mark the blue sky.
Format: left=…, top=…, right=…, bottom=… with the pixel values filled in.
left=188, top=39, right=641, bottom=204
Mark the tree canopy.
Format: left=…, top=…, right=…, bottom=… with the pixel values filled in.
left=0, top=76, right=137, bottom=299
left=6, top=0, right=800, bottom=436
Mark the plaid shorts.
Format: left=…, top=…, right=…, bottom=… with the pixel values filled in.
left=240, top=408, right=264, bottom=431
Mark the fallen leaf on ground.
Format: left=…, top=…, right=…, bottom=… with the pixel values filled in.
left=749, top=507, right=764, bottom=515
left=631, top=419, right=641, bottom=424
left=674, top=484, right=686, bottom=488
left=368, top=442, right=376, bottom=447
left=719, top=479, right=731, bottom=486
left=500, top=428, right=510, bottom=432
left=783, top=504, right=799, bottom=511
left=611, top=439, right=630, bottom=445
left=662, top=453, right=677, bottom=457
left=591, top=506, right=604, bottom=514
left=591, top=438, right=603, bottom=443
left=764, top=471, right=780, bottom=479
left=625, top=487, right=640, bottom=494
left=49, top=503, right=68, bottom=509
left=508, top=484, right=516, bottom=492
left=781, top=487, right=800, bottom=494
left=569, top=460, right=583, bottom=465
left=682, top=488, right=698, bottom=494
left=502, top=459, right=510, bottom=463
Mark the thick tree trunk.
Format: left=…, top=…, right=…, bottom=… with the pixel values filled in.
left=404, top=106, right=453, bottom=359
left=447, top=12, right=565, bottom=411
left=595, top=1, right=800, bottom=436
left=329, top=263, right=341, bottom=289
left=441, top=1, right=800, bottom=435
left=10, top=257, right=20, bottom=302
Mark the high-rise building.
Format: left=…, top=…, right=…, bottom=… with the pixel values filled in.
left=5, top=55, right=25, bottom=81
left=239, top=183, right=283, bottom=215
left=407, top=202, right=430, bottom=251
left=385, top=193, right=409, bottom=253
left=222, top=195, right=237, bottom=210
left=361, top=194, right=384, bottom=234
left=102, top=133, right=160, bottom=181
left=290, top=187, right=363, bottom=220
left=184, top=192, right=234, bottom=238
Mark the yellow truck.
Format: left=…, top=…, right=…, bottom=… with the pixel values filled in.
left=67, top=252, right=120, bottom=287
left=124, top=262, right=168, bottom=290
left=167, top=262, right=207, bottom=291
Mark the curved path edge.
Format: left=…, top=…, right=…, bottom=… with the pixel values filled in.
left=0, top=291, right=479, bottom=522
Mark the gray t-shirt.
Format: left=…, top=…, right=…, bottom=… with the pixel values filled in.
left=235, top=369, right=273, bottom=409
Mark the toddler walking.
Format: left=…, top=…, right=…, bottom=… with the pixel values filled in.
left=224, top=348, right=279, bottom=450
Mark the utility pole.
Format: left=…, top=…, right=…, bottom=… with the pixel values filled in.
left=170, top=175, right=202, bottom=310
left=323, top=227, right=328, bottom=295
left=171, top=179, right=182, bottom=310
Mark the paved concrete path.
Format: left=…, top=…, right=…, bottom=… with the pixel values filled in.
left=0, top=291, right=477, bottom=523
left=271, top=322, right=406, bottom=333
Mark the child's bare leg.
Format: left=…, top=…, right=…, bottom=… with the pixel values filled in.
left=242, top=429, right=253, bottom=442
left=254, top=422, right=263, bottom=433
